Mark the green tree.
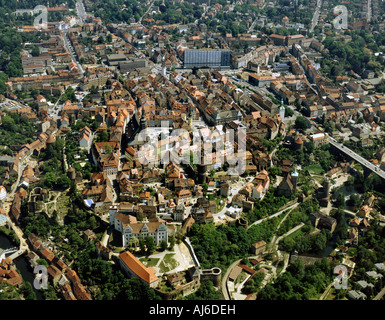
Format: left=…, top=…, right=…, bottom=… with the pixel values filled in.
left=62, top=86, right=77, bottom=102
left=348, top=194, right=360, bottom=209
left=99, top=130, right=109, bottom=142
left=377, top=79, right=385, bottom=93
left=57, top=174, right=71, bottom=189
left=31, top=45, right=40, bottom=57
left=19, top=281, right=37, bottom=300
left=43, top=171, right=58, bottom=189
left=145, top=237, right=155, bottom=255
left=159, top=240, right=168, bottom=252
left=295, top=116, right=310, bottom=130
left=168, top=236, right=175, bottom=250
left=1, top=115, right=16, bottom=132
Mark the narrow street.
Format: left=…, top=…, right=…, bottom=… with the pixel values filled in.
left=60, top=0, right=87, bottom=75
left=139, top=0, right=156, bottom=24
left=221, top=258, right=242, bottom=300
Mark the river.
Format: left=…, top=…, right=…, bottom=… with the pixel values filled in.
left=0, top=233, right=44, bottom=300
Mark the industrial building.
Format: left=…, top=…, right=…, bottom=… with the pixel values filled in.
left=183, top=49, right=231, bottom=69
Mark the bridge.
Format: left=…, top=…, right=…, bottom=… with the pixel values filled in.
left=327, top=135, right=385, bottom=180
left=0, top=247, right=18, bottom=262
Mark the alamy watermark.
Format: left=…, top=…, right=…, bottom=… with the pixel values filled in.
left=333, top=265, right=348, bottom=289
left=33, top=265, right=48, bottom=290
left=32, top=5, right=48, bottom=30
left=135, top=122, right=247, bottom=175
left=333, top=5, right=348, bottom=30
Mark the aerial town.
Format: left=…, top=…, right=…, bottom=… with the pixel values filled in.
left=0, top=0, right=385, bottom=303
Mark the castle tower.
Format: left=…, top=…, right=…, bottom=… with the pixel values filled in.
left=323, top=177, right=330, bottom=197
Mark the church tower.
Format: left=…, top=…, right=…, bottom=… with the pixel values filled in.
left=291, top=165, right=299, bottom=191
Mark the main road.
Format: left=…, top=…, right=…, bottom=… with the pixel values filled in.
left=327, top=135, right=385, bottom=180
left=367, top=0, right=372, bottom=22
left=76, top=0, right=88, bottom=23
left=310, top=0, right=322, bottom=33
left=59, top=0, right=87, bottom=75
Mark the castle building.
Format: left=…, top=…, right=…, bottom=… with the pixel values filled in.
left=109, top=206, right=168, bottom=247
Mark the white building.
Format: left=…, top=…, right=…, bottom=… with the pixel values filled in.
left=226, top=206, right=242, bottom=219
left=109, top=206, right=168, bottom=247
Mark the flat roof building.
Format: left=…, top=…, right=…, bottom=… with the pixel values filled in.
left=183, top=49, right=231, bottom=69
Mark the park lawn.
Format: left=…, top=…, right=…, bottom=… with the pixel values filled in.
left=283, top=226, right=306, bottom=240
left=159, top=254, right=179, bottom=273
left=140, top=257, right=160, bottom=267
left=304, top=163, right=325, bottom=175
left=114, top=247, right=125, bottom=254
left=310, top=292, right=324, bottom=300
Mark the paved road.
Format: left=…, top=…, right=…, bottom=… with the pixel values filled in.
left=76, top=0, right=88, bottom=23
left=47, top=92, right=64, bottom=121
left=61, top=30, right=85, bottom=75
left=138, top=0, right=156, bottom=24
left=319, top=282, right=334, bottom=300
left=367, top=0, right=372, bottom=22
left=310, top=0, right=322, bottom=33
left=221, top=258, right=242, bottom=300
left=60, top=0, right=87, bottom=75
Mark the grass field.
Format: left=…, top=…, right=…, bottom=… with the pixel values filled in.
left=140, top=257, right=160, bottom=267
left=159, top=254, right=179, bottom=273
left=304, top=163, right=325, bottom=175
